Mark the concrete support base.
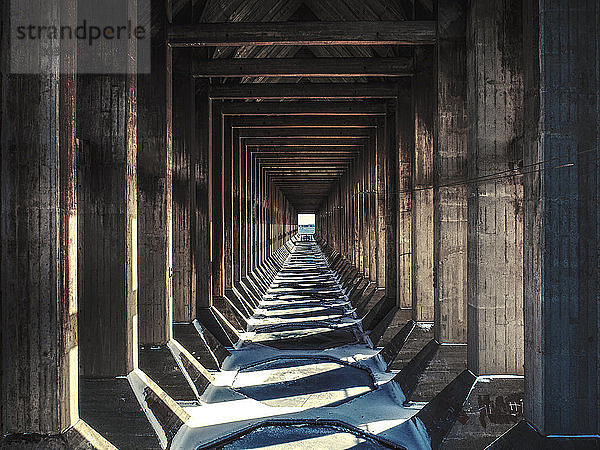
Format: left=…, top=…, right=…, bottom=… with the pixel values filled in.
left=415, top=370, right=476, bottom=449
left=0, top=421, right=116, bottom=450
left=139, top=345, right=196, bottom=402
left=376, top=309, right=413, bottom=345
left=488, top=421, right=600, bottom=450
left=127, top=370, right=190, bottom=450
left=361, top=295, right=396, bottom=333
left=173, top=322, right=229, bottom=370
left=441, top=376, right=524, bottom=449
left=395, top=343, right=467, bottom=404
left=388, top=323, right=435, bottom=371
left=139, top=339, right=214, bottom=403
left=79, top=378, right=159, bottom=449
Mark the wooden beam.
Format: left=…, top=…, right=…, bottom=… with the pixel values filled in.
left=209, top=82, right=401, bottom=99
left=169, top=21, right=436, bottom=47
left=191, top=57, right=413, bottom=77
left=244, top=137, right=369, bottom=146
left=236, top=127, right=376, bottom=138
left=230, top=115, right=380, bottom=128
left=221, top=100, right=387, bottom=115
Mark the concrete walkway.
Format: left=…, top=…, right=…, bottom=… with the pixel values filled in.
left=163, top=240, right=431, bottom=449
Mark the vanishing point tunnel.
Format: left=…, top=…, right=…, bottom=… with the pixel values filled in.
left=1, top=1, right=599, bottom=449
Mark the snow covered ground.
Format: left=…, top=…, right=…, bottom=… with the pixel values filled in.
left=135, top=241, right=432, bottom=449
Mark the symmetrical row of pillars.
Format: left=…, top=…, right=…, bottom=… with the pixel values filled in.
left=1, top=0, right=598, bottom=441
left=318, top=0, right=600, bottom=437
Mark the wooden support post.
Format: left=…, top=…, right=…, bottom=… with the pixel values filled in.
left=523, top=0, right=600, bottom=435
left=467, top=0, right=524, bottom=375
left=412, top=47, right=435, bottom=322
left=138, top=0, right=173, bottom=345
left=434, top=0, right=468, bottom=343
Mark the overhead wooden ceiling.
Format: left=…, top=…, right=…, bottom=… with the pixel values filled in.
left=170, top=0, right=435, bottom=212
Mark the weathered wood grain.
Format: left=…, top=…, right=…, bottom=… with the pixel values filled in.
left=169, top=21, right=436, bottom=46
left=191, top=57, right=414, bottom=78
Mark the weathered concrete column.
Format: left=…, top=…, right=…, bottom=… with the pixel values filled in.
left=211, top=101, right=224, bottom=297
left=239, top=140, right=248, bottom=280
left=172, top=53, right=196, bottom=322
left=413, top=47, right=435, bottom=322
left=251, top=154, right=259, bottom=270
left=467, top=0, right=524, bottom=375
left=1, top=0, right=81, bottom=434
left=434, top=0, right=468, bottom=343
left=368, top=137, right=377, bottom=282
left=376, top=124, right=387, bottom=289
left=357, top=150, right=365, bottom=274
left=77, top=3, right=139, bottom=378
left=195, top=84, right=211, bottom=309
left=138, top=0, right=173, bottom=345
left=223, top=120, right=233, bottom=291
left=396, top=84, right=413, bottom=308
left=523, top=0, right=600, bottom=436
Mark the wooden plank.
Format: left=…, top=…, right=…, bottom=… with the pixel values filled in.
left=244, top=137, right=369, bottom=146
left=229, top=115, right=380, bottom=128
left=221, top=100, right=387, bottom=115
left=169, top=21, right=436, bottom=46
left=236, top=127, right=375, bottom=138
left=191, top=57, right=414, bottom=77
left=209, top=82, right=401, bottom=99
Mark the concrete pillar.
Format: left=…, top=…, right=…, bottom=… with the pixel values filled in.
left=252, top=155, right=259, bottom=269
left=376, top=124, right=387, bottom=289
left=211, top=101, right=224, bottom=297
left=77, top=2, right=138, bottom=378
left=172, top=55, right=196, bottom=323
left=357, top=150, right=365, bottom=274
left=434, top=0, right=468, bottom=344
left=240, top=141, right=248, bottom=280
left=353, top=161, right=360, bottom=267
left=467, top=0, right=524, bottom=375
left=138, top=0, right=173, bottom=345
left=195, top=84, right=211, bottom=310
left=523, top=0, right=600, bottom=435
left=396, top=83, right=413, bottom=308
left=413, top=47, right=435, bottom=322
left=223, top=121, right=233, bottom=291
left=1, top=0, right=82, bottom=432
left=368, top=137, right=377, bottom=282
left=250, top=153, right=258, bottom=271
